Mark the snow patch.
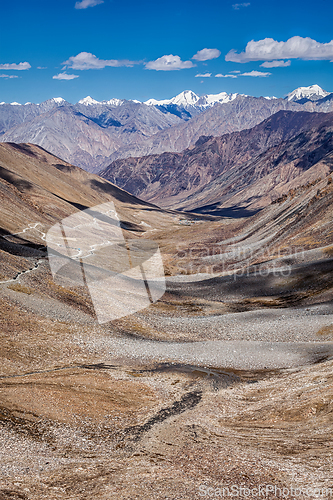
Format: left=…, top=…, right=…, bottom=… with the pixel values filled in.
left=198, top=92, right=240, bottom=106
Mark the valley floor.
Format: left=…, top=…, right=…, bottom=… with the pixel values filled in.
left=0, top=251, right=332, bottom=500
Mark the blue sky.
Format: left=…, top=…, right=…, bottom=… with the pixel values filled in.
left=0, top=0, right=332, bottom=103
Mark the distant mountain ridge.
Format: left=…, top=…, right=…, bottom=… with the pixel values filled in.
left=0, top=85, right=332, bottom=173
left=0, top=100, right=183, bottom=172
left=2, top=84, right=330, bottom=108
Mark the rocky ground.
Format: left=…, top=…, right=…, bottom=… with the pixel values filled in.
left=0, top=247, right=332, bottom=499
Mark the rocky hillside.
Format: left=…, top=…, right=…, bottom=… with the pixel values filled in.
left=179, top=119, right=333, bottom=214
left=100, top=110, right=333, bottom=211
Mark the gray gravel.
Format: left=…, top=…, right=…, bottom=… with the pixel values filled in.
left=82, top=335, right=333, bottom=370
left=140, top=303, right=333, bottom=342
left=2, top=259, right=332, bottom=371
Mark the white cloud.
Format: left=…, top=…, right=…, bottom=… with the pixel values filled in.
left=0, top=62, right=31, bottom=70
left=215, top=73, right=238, bottom=78
left=240, top=70, right=271, bottom=77
left=232, top=2, right=250, bottom=9
left=37, top=66, right=47, bottom=70
left=226, top=36, right=333, bottom=63
left=195, top=73, right=211, bottom=77
left=192, top=48, right=221, bottom=61
left=63, top=52, right=136, bottom=70
left=145, top=55, right=195, bottom=71
left=53, top=72, right=79, bottom=80
left=0, top=74, right=19, bottom=79
left=75, top=0, right=104, bottom=9
left=260, top=60, right=291, bottom=68
left=230, top=70, right=241, bottom=73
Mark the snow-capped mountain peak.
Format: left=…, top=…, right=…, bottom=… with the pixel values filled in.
left=51, top=97, right=66, bottom=104
left=144, top=90, right=200, bottom=107
left=78, top=96, right=101, bottom=106
left=103, top=98, right=125, bottom=106
left=171, top=90, right=200, bottom=106
left=287, top=84, right=331, bottom=102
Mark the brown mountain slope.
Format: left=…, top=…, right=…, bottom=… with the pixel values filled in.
left=0, top=142, right=185, bottom=281
left=100, top=110, right=333, bottom=210
left=158, top=174, right=333, bottom=318
left=179, top=124, right=333, bottom=214
left=0, top=141, right=164, bottom=232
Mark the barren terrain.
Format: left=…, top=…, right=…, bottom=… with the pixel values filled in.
left=0, top=143, right=332, bottom=499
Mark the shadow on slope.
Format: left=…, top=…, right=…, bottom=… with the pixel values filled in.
left=167, top=258, right=333, bottom=309
left=185, top=203, right=261, bottom=218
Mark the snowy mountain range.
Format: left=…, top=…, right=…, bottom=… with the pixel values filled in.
left=0, top=85, right=332, bottom=173
left=1, top=85, right=330, bottom=109
left=144, top=89, right=240, bottom=108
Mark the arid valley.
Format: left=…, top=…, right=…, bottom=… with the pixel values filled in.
left=0, top=111, right=332, bottom=498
